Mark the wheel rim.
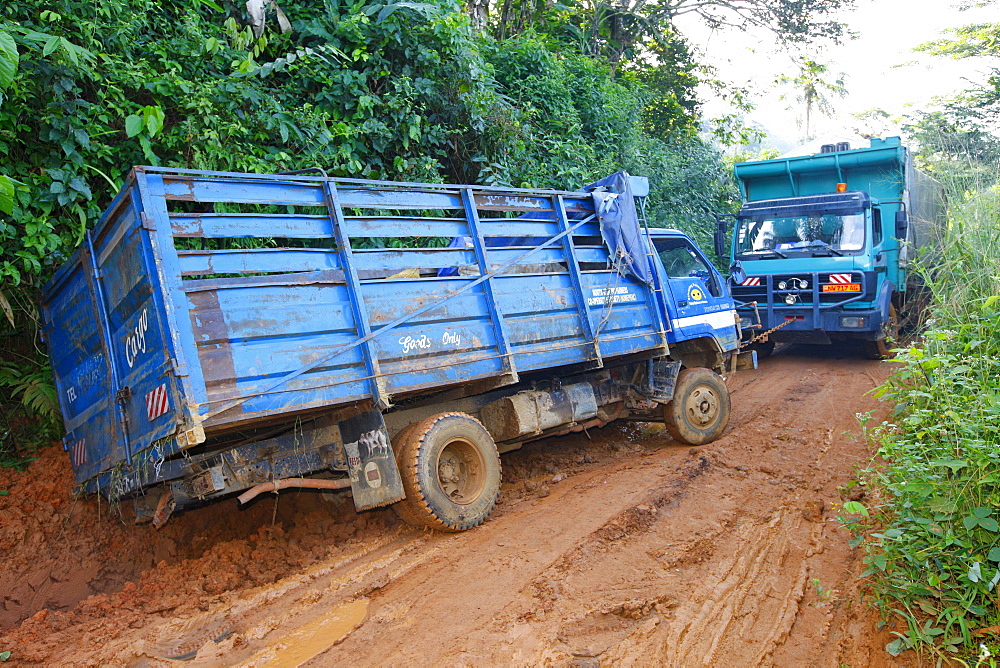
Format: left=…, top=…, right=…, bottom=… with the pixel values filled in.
left=684, top=384, right=720, bottom=428
left=435, top=437, right=487, bottom=505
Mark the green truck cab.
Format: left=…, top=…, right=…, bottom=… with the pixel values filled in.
left=715, top=137, right=945, bottom=358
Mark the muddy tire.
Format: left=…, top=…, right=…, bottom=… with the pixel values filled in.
left=863, top=303, right=899, bottom=360
left=663, top=368, right=731, bottom=446
left=392, top=412, right=501, bottom=532
left=390, top=422, right=429, bottom=528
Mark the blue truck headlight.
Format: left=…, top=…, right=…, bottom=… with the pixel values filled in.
left=778, top=280, right=787, bottom=290
left=841, top=316, right=865, bottom=328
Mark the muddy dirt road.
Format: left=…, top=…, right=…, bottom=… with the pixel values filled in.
left=0, top=347, right=904, bottom=666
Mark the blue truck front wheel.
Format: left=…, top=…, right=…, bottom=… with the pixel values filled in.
left=392, top=412, right=502, bottom=532
left=663, top=368, right=731, bottom=445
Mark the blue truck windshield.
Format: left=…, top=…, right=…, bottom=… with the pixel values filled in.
left=655, top=238, right=721, bottom=297
left=736, top=212, right=865, bottom=258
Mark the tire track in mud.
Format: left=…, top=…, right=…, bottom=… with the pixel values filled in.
left=663, top=511, right=821, bottom=667
left=391, top=351, right=891, bottom=667
left=316, top=453, right=719, bottom=666
left=74, top=528, right=441, bottom=665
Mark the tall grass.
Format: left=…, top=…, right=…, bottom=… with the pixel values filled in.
left=845, top=138, right=1000, bottom=662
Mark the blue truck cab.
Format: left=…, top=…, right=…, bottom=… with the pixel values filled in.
left=42, top=167, right=744, bottom=531
left=716, top=137, right=944, bottom=358
left=649, top=229, right=740, bottom=354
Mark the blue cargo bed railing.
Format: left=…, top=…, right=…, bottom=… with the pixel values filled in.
left=42, top=166, right=671, bottom=486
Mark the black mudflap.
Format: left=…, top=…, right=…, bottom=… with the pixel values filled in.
left=650, top=358, right=682, bottom=403
left=339, top=409, right=405, bottom=510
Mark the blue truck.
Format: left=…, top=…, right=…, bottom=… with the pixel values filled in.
left=716, top=137, right=945, bottom=359
left=41, top=166, right=745, bottom=532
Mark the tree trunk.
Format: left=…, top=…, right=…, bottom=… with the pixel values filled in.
left=467, top=0, right=489, bottom=31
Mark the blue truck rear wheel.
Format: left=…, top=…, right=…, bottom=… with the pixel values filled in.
left=393, top=412, right=502, bottom=532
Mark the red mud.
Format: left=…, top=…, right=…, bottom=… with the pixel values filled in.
left=0, top=347, right=917, bottom=666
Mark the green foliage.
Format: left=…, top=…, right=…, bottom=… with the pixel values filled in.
left=0, top=357, right=59, bottom=465
left=478, top=34, right=736, bottom=257
left=856, top=305, right=1000, bottom=661
left=906, top=111, right=1000, bottom=196
left=916, top=22, right=1000, bottom=60
left=481, top=35, right=641, bottom=186
left=0, top=28, right=18, bottom=90
left=635, top=133, right=739, bottom=259
left=0, top=0, right=499, bottom=306
left=623, top=32, right=701, bottom=141
left=0, top=0, right=732, bottom=305
left=915, top=17, right=1000, bottom=124
left=848, top=133, right=1000, bottom=662
left=0, top=363, right=59, bottom=425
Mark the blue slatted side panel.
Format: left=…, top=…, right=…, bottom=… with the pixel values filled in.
left=338, top=187, right=462, bottom=210
left=494, top=272, right=591, bottom=372
left=161, top=176, right=326, bottom=206
left=188, top=282, right=370, bottom=415
left=363, top=278, right=486, bottom=325
left=147, top=170, right=666, bottom=428
left=343, top=216, right=467, bottom=238
left=177, top=249, right=344, bottom=276
left=582, top=270, right=660, bottom=359
left=361, top=278, right=505, bottom=393
left=349, top=248, right=477, bottom=272
left=171, top=213, right=331, bottom=238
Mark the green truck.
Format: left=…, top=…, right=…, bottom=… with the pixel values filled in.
left=715, top=137, right=945, bottom=358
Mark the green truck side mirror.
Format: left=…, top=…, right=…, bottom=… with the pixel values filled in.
left=714, top=220, right=728, bottom=258
left=895, top=210, right=908, bottom=238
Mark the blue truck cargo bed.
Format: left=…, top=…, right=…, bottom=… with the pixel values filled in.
left=42, top=166, right=741, bottom=529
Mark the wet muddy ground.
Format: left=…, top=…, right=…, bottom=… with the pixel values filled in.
left=0, top=346, right=913, bottom=666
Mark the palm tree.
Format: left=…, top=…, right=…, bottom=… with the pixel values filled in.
left=777, top=57, right=847, bottom=140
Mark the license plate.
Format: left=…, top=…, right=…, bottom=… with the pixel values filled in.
left=822, top=284, right=861, bottom=293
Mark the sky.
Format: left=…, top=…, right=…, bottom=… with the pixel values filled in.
left=674, top=0, right=997, bottom=149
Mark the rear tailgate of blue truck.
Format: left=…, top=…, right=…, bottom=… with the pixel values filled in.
left=43, top=177, right=195, bottom=491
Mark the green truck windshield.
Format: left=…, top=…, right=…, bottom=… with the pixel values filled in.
left=736, top=212, right=865, bottom=258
